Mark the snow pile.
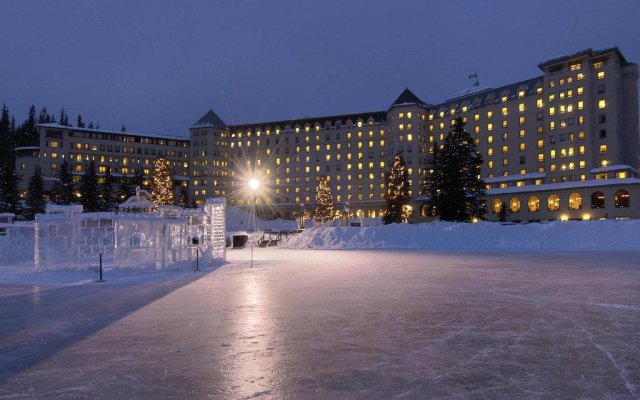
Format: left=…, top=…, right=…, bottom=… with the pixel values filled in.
left=226, top=206, right=297, bottom=232
left=281, top=220, right=640, bottom=251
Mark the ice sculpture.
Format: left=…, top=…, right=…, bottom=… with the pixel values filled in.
left=34, top=197, right=226, bottom=271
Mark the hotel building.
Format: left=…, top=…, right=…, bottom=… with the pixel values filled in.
left=18, top=125, right=190, bottom=200
left=16, top=46, right=640, bottom=221
left=190, top=46, right=639, bottom=221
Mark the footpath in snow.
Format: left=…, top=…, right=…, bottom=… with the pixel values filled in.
left=281, top=220, right=640, bottom=251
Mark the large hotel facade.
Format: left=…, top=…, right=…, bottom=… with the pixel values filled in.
left=21, top=46, right=640, bottom=221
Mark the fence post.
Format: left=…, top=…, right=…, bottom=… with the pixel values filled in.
left=97, top=252, right=105, bottom=282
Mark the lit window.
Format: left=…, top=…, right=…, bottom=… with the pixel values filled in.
left=599, top=144, right=607, bottom=154
left=510, top=198, right=521, bottom=213
left=528, top=196, right=540, bottom=212
left=597, top=71, right=605, bottom=80
left=598, top=99, right=606, bottom=109
left=547, top=195, right=560, bottom=211
left=536, top=99, right=543, bottom=108
left=492, top=199, right=503, bottom=214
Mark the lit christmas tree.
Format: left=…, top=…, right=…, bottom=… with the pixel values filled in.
left=383, top=154, right=411, bottom=224
left=151, top=157, right=174, bottom=205
left=314, top=176, right=334, bottom=223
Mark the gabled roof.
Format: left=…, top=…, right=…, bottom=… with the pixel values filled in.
left=389, top=88, right=428, bottom=109
left=192, top=109, right=227, bottom=129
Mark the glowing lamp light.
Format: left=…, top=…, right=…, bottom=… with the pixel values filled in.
left=582, top=214, right=591, bottom=221
left=559, top=214, right=569, bottom=222
left=248, top=178, right=260, bottom=191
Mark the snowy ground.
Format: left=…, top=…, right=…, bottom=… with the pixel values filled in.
left=1, top=248, right=640, bottom=399
left=282, top=220, right=640, bottom=251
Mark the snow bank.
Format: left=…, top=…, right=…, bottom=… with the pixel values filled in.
left=281, top=220, right=640, bottom=251
left=226, top=206, right=296, bottom=232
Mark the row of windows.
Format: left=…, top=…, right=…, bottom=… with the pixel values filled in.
left=492, top=190, right=630, bottom=213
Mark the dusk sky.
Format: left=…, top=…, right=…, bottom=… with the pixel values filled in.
left=1, top=1, right=639, bottom=137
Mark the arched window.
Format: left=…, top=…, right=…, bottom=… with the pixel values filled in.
left=591, top=191, right=605, bottom=209
left=420, top=204, right=429, bottom=217
left=528, top=196, right=540, bottom=212
left=547, top=195, right=560, bottom=211
left=615, top=190, right=630, bottom=208
left=568, top=193, right=582, bottom=210
left=492, top=199, right=503, bottom=214
left=510, top=197, right=521, bottom=213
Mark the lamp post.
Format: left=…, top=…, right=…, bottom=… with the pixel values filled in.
left=248, top=178, right=259, bottom=232
left=299, top=203, right=305, bottom=230
left=248, top=177, right=260, bottom=269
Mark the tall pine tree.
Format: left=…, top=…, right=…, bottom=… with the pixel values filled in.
left=424, top=117, right=485, bottom=222
left=25, top=166, right=46, bottom=219
left=151, top=157, right=174, bottom=205
left=314, top=176, right=334, bottom=223
left=77, top=114, right=85, bottom=128
left=52, top=160, right=75, bottom=204
left=80, top=160, right=99, bottom=212
left=383, top=154, right=411, bottom=224
left=100, top=166, right=116, bottom=211
left=0, top=104, right=21, bottom=215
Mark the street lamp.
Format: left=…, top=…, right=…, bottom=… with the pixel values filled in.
left=248, top=177, right=260, bottom=232
left=299, top=203, right=305, bottom=230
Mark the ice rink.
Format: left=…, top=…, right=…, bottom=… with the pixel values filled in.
left=1, top=249, right=640, bottom=399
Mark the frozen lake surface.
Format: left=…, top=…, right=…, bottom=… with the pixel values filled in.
left=1, top=249, right=640, bottom=399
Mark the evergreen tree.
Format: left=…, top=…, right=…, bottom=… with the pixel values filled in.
left=383, top=154, right=411, bottom=224
left=25, top=166, right=46, bottom=219
left=59, top=108, right=69, bottom=126
left=133, top=168, right=144, bottom=188
left=88, top=121, right=94, bottom=129
left=423, top=145, right=442, bottom=217
left=52, top=160, right=75, bottom=204
left=121, top=125, right=126, bottom=132
left=151, top=157, right=174, bottom=205
left=0, top=104, right=21, bottom=215
left=424, top=117, right=485, bottom=222
left=77, top=114, right=85, bottom=128
left=314, top=176, right=334, bottom=223
left=118, top=174, right=134, bottom=202
left=80, top=160, right=100, bottom=212
left=38, top=107, right=50, bottom=124
left=20, top=105, right=38, bottom=146
left=100, top=166, right=116, bottom=211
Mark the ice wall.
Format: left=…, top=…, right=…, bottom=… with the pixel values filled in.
left=34, top=198, right=226, bottom=271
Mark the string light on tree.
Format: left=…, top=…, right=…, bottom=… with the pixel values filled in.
left=314, top=176, right=334, bottom=223
left=383, top=154, right=411, bottom=224
left=151, top=157, right=174, bottom=205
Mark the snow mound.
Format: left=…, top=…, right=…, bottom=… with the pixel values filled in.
left=226, top=206, right=296, bottom=232
left=281, top=220, right=640, bottom=251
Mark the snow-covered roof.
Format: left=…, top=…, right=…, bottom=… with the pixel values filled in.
left=447, top=84, right=492, bottom=101
left=487, top=178, right=640, bottom=196
left=590, top=164, right=638, bottom=174
left=191, top=109, right=228, bottom=129
left=45, top=204, right=83, bottom=215
left=485, top=172, right=546, bottom=184
left=14, top=146, right=40, bottom=151
left=36, top=123, right=188, bottom=141
left=0, top=213, right=15, bottom=218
